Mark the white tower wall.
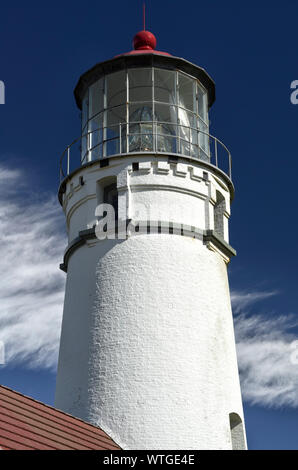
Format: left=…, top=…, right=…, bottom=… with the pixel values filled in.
left=55, top=156, right=246, bottom=450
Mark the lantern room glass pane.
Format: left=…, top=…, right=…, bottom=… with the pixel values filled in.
left=129, top=68, right=152, bottom=102
left=157, top=134, right=176, bottom=153
left=128, top=104, right=153, bottom=152
left=107, top=71, right=126, bottom=109
left=81, top=134, right=88, bottom=163
left=82, top=94, right=88, bottom=131
left=155, top=103, right=177, bottom=125
left=180, top=140, right=191, bottom=157
left=154, top=69, right=176, bottom=104
left=90, top=145, right=102, bottom=160
left=129, top=122, right=154, bottom=152
left=106, top=139, right=120, bottom=156
left=178, top=73, right=195, bottom=112
left=89, top=114, right=102, bottom=150
left=105, top=106, right=126, bottom=155
left=198, top=83, right=208, bottom=122
left=190, top=120, right=198, bottom=146
left=199, top=120, right=209, bottom=159
left=179, top=124, right=190, bottom=140
left=154, top=103, right=177, bottom=152
left=89, top=78, right=104, bottom=119
left=107, top=105, right=126, bottom=127
left=178, top=108, right=195, bottom=133
left=129, top=104, right=153, bottom=123
left=189, top=143, right=199, bottom=158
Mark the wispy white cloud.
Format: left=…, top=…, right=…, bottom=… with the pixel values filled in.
left=0, top=164, right=66, bottom=370
left=232, top=290, right=298, bottom=408
left=231, top=289, right=278, bottom=312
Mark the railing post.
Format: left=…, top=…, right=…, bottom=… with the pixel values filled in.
left=67, top=146, right=70, bottom=175
left=229, top=152, right=232, bottom=180
left=88, top=132, right=91, bottom=162
left=215, top=138, right=218, bottom=168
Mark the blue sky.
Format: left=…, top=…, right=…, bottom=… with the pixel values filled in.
left=0, top=0, right=298, bottom=449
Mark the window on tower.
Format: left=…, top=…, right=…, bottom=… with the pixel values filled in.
left=96, top=177, right=118, bottom=227
left=229, top=413, right=246, bottom=450
left=214, top=191, right=226, bottom=239
left=103, top=182, right=118, bottom=221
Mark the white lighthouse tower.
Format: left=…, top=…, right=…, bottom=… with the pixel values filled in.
left=55, top=28, right=247, bottom=450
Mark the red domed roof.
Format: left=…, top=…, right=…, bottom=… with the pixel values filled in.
left=133, top=30, right=157, bottom=50
left=115, top=30, right=171, bottom=58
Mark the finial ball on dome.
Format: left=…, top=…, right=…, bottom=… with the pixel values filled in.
left=133, top=30, right=157, bottom=51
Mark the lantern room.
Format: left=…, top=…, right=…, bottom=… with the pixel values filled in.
left=60, top=31, right=232, bottom=181
left=80, top=61, right=210, bottom=162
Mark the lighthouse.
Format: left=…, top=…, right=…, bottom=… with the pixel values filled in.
left=55, top=28, right=247, bottom=450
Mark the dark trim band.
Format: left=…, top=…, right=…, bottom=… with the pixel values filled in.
left=60, top=223, right=236, bottom=273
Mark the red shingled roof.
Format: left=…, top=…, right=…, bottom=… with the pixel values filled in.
left=0, top=385, right=121, bottom=450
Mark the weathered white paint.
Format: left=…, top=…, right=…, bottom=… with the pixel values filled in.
left=55, top=155, right=246, bottom=450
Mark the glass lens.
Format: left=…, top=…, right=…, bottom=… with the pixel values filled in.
left=128, top=120, right=153, bottom=152
left=129, top=104, right=153, bottom=123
